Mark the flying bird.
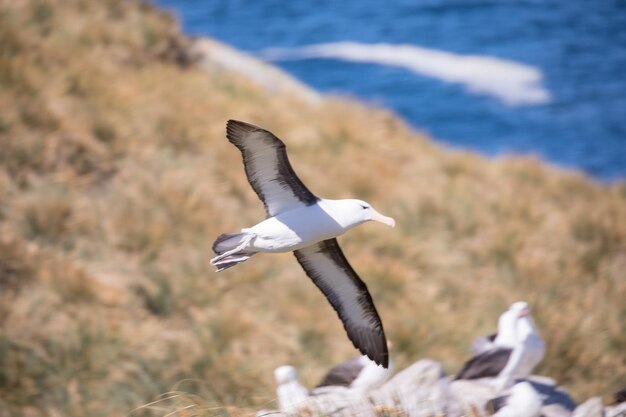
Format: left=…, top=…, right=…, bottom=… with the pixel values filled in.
left=211, top=120, right=395, bottom=367
left=455, top=302, right=545, bottom=391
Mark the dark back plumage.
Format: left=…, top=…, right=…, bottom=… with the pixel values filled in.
left=614, top=387, right=626, bottom=404
left=454, top=348, right=513, bottom=380
left=316, top=357, right=364, bottom=388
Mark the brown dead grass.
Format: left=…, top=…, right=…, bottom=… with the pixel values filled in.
left=1, top=0, right=625, bottom=416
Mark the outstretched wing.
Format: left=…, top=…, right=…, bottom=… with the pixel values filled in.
left=294, top=239, right=389, bottom=368
left=454, top=348, right=512, bottom=380
left=226, top=120, right=318, bottom=217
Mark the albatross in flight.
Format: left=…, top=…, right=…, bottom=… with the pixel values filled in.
left=455, top=302, right=545, bottom=391
left=210, top=120, right=395, bottom=367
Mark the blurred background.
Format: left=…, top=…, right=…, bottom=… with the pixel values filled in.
left=156, top=0, right=626, bottom=180
left=0, top=0, right=625, bottom=416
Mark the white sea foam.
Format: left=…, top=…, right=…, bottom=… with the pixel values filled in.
left=260, top=42, right=550, bottom=106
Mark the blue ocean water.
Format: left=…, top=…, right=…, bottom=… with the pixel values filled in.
left=154, top=0, right=626, bottom=180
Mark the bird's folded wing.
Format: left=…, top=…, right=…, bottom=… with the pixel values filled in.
left=316, top=357, right=364, bottom=388
left=294, top=239, right=388, bottom=368
left=454, top=348, right=513, bottom=380
left=226, top=120, right=318, bottom=217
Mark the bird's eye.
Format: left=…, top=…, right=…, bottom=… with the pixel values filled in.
left=360, top=204, right=369, bottom=209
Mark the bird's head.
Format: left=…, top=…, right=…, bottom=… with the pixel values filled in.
left=510, top=301, right=531, bottom=318
left=274, top=365, right=298, bottom=385
left=325, top=199, right=396, bottom=229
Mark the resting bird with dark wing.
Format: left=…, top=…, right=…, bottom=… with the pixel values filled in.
left=485, top=381, right=544, bottom=417
left=315, top=352, right=394, bottom=393
left=455, top=302, right=545, bottom=391
left=211, top=120, right=395, bottom=367
left=273, top=366, right=309, bottom=413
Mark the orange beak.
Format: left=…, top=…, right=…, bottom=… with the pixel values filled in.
left=371, top=208, right=396, bottom=228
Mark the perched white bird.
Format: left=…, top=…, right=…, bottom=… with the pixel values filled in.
left=486, top=381, right=544, bottom=417
left=315, top=354, right=394, bottom=393
left=455, top=302, right=545, bottom=391
left=471, top=303, right=522, bottom=355
left=274, top=366, right=309, bottom=413
left=211, top=120, right=395, bottom=366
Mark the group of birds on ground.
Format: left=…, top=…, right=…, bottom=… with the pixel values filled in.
left=209, top=120, right=622, bottom=415
left=271, top=301, right=546, bottom=415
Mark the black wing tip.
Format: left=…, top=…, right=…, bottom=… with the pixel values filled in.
left=226, top=120, right=259, bottom=144
left=225, top=120, right=285, bottom=149
left=373, top=351, right=390, bottom=369
left=352, top=332, right=389, bottom=368
left=227, top=119, right=260, bottom=131
left=367, top=347, right=390, bottom=369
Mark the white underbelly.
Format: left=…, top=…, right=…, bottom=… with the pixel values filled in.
left=248, top=205, right=346, bottom=253
left=515, top=336, right=545, bottom=376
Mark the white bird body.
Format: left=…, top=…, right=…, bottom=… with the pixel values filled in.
left=211, top=120, right=395, bottom=367
left=494, top=304, right=545, bottom=391
left=517, top=318, right=545, bottom=376
left=456, top=302, right=545, bottom=392
left=494, top=309, right=518, bottom=348
left=489, top=381, right=543, bottom=417
left=242, top=199, right=378, bottom=253
left=274, top=366, right=310, bottom=413
left=350, top=356, right=394, bottom=392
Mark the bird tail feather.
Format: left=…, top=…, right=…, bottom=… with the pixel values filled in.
left=211, top=232, right=256, bottom=271
left=212, top=233, right=249, bottom=255
left=212, top=253, right=256, bottom=271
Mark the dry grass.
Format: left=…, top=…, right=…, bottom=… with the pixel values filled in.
left=1, top=0, right=625, bottom=416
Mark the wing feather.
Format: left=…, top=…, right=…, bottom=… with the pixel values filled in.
left=294, top=239, right=389, bottom=368
left=316, top=357, right=364, bottom=388
left=454, top=348, right=513, bottom=380
left=226, top=120, right=318, bottom=216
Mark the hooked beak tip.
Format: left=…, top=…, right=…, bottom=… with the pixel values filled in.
left=371, top=209, right=396, bottom=228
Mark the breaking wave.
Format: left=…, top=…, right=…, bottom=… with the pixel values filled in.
left=260, top=42, right=550, bottom=106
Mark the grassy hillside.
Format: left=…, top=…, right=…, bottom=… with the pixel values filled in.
left=1, top=0, right=625, bottom=415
